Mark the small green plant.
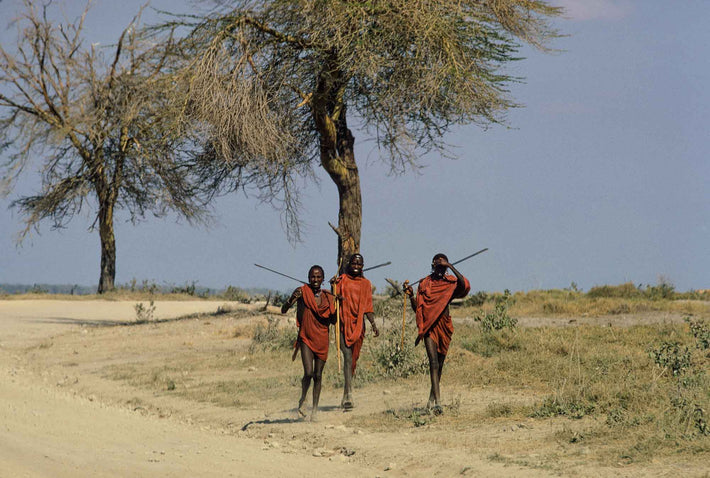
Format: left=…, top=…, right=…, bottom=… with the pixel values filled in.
left=475, top=289, right=517, bottom=333
left=650, top=341, right=691, bottom=377
left=134, top=300, right=156, bottom=322
left=369, top=328, right=427, bottom=379
left=685, top=317, right=710, bottom=350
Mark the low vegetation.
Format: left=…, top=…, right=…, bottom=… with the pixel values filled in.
left=11, top=281, right=710, bottom=470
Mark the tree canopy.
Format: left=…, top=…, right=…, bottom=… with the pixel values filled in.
left=0, top=1, right=206, bottom=292
left=158, top=0, right=561, bottom=266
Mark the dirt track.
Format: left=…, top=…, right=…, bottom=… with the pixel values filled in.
left=0, top=300, right=705, bottom=477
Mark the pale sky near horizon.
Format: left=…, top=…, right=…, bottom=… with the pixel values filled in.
left=1, top=0, right=708, bottom=293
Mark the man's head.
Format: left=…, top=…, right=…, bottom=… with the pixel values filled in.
left=308, top=265, right=324, bottom=290
left=431, top=253, right=448, bottom=276
left=348, top=253, right=364, bottom=277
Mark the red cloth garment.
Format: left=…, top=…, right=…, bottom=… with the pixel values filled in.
left=337, top=274, right=374, bottom=374
left=415, top=274, right=471, bottom=355
left=296, top=285, right=335, bottom=361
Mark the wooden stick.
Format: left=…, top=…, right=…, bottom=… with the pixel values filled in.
left=401, top=291, right=407, bottom=350
left=335, top=258, right=342, bottom=372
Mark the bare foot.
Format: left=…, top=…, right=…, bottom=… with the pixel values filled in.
left=341, top=396, right=354, bottom=410
left=297, top=397, right=307, bottom=417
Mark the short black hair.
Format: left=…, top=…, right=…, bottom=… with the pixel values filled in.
left=308, top=265, right=324, bottom=276
left=432, top=253, right=448, bottom=262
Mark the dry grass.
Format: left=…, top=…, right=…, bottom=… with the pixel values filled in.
left=16, top=292, right=710, bottom=473
left=454, top=289, right=710, bottom=318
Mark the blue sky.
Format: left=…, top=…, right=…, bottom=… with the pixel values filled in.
left=1, top=0, right=708, bottom=293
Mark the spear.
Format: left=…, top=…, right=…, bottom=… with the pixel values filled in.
left=407, top=248, right=488, bottom=289
left=255, top=261, right=390, bottom=284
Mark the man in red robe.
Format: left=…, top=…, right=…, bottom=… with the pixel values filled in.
left=332, top=253, right=379, bottom=409
left=281, top=265, right=335, bottom=420
left=404, top=253, right=470, bottom=414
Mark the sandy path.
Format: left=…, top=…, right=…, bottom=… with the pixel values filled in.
left=0, top=300, right=375, bottom=477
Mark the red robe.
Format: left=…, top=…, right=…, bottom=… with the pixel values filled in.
left=337, top=274, right=374, bottom=374
left=415, top=274, right=471, bottom=355
left=296, top=285, right=335, bottom=361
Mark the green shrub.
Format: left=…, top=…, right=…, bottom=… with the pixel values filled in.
left=475, top=289, right=517, bottom=333
left=685, top=317, right=710, bottom=350
left=368, top=328, right=427, bottom=379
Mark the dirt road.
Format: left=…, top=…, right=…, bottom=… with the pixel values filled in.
left=0, top=300, right=374, bottom=477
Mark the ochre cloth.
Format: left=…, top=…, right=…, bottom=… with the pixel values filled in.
left=415, top=274, right=471, bottom=355
left=336, top=274, right=374, bottom=374
left=296, top=285, right=335, bottom=361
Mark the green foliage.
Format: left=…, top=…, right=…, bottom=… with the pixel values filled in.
left=474, top=289, right=517, bottom=333
left=685, top=317, right=710, bottom=350
left=368, top=328, right=427, bottom=379
left=650, top=342, right=692, bottom=377
left=249, top=317, right=295, bottom=353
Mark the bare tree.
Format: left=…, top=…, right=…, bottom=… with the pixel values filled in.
left=0, top=1, right=206, bottom=292
left=158, top=0, right=562, bottom=267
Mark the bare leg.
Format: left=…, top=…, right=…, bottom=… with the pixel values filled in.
left=340, top=333, right=354, bottom=408
left=298, top=342, right=314, bottom=417
left=311, top=356, right=326, bottom=420
left=424, top=335, right=446, bottom=413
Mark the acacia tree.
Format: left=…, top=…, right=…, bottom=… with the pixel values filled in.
left=0, top=1, right=205, bottom=293
left=161, top=0, right=561, bottom=267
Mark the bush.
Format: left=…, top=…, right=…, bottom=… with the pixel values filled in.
left=475, top=290, right=517, bottom=333
left=463, top=291, right=488, bottom=307
left=368, top=328, right=427, bottom=379
left=587, top=282, right=641, bottom=299
left=221, top=286, right=252, bottom=303
left=249, top=317, right=295, bottom=353
left=134, top=300, right=156, bottom=322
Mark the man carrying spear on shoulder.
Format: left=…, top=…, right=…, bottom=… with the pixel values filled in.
left=403, top=253, right=470, bottom=415
left=281, top=265, right=336, bottom=421
left=330, top=253, right=379, bottom=410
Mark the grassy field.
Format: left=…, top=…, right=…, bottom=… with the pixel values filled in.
left=12, top=284, right=710, bottom=475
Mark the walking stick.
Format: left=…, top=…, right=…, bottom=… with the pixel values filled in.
left=334, top=258, right=342, bottom=372
left=401, top=290, right=407, bottom=349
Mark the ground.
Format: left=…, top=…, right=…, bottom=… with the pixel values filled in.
left=0, top=299, right=707, bottom=477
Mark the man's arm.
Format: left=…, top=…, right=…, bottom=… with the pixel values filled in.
left=365, top=312, right=379, bottom=337
left=281, top=287, right=302, bottom=314
left=442, top=261, right=468, bottom=299
left=403, top=280, right=417, bottom=313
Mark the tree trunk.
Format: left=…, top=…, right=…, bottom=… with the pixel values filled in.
left=97, top=200, right=116, bottom=294
left=316, top=111, right=361, bottom=273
